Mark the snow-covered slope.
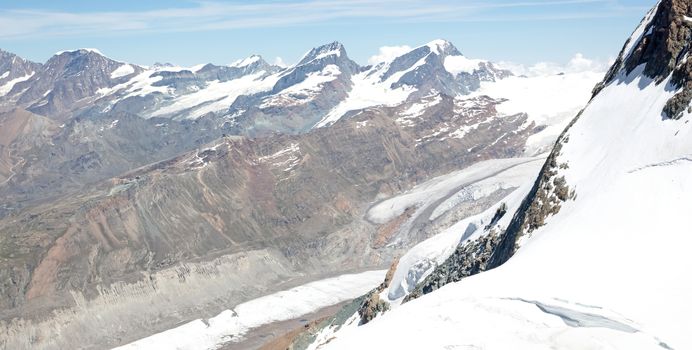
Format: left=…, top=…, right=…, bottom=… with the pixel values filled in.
left=469, top=71, right=603, bottom=155
left=310, top=1, right=692, bottom=349
left=315, top=40, right=512, bottom=128
left=116, top=270, right=385, bottom=350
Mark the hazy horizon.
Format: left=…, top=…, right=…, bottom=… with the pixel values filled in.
left=0, top=0, right=652, bottom=68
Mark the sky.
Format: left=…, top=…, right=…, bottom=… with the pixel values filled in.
left=0, top=0, right=654, bottom=69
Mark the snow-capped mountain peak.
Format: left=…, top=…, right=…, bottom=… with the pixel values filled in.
left=296, top=41, right=346, bottom=66
left=230, top=54, right=263, bottom=68
left=54, top=48, right=105, bottom=56
left=425, top=39, right=462, bottom=57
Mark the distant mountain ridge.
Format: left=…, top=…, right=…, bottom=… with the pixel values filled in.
left=0, top=40, right=510, bottom=131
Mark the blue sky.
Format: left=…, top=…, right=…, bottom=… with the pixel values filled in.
left=0, top=0, right=654, bottom=67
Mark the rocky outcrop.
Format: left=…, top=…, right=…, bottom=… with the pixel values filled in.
left=357, top=257, right=398, bottom=325
left=404, top=229, right=501, bottom=302
left=596, top=0, right=691, bottom=119
left=623, top=0, right=690, bottom=81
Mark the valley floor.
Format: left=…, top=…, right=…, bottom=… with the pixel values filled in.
left=115, top=270, right=386, bottom=350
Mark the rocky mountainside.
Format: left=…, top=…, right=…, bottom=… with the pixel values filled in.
left=2, top=49, right=143, bottom=119
left=302, top=1, right=692, bottom=349
left=0, top=40, right=517, bottom=214
left=0, top=39, right=602, bottom=349
left=0, top=50, right=41, bottom=96
left=0, top=91, right=539, bottom=349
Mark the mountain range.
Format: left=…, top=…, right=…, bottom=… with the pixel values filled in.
left=0, top=36, right=605, bottom=349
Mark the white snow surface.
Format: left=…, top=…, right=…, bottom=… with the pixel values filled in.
left=426, top=39, right=452, bottom=55
left=0, top=71, right=9, bottom=79
left=317, top=62, right=692, bottom=349
left=0, top=72, right=34, bottom=96
left=315, top=44, right=451, bottom=128
left=470, top=71, right=603, bottom=155
left=261, top=64, right=340, bottom=109
left=444, top=55, right=483, bottom=75
left=367, top=156, right=545, bottom=225
left=315, top=65, right=415, bottom=127
left=116, top=270, right=385, bottom=350
left=110, top=64, right=135, bottom=79
left=97, top=63, right=279, bottom=119
left=151, top=71, right=278, bottom=119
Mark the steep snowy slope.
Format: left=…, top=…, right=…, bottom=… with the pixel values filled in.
left=309, top=0, right=692, bottom=349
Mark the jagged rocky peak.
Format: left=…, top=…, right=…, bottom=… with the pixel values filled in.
left=596, top=0, right=691, bottom=118
left=382, top=39, right=511, bottom=96
left=46, top=48, right=135, bottom=77
left=271, top=41, right=359, bottom=93
left=11, top=48, right=143, bottom=117
left=297, top=41, right=348, bottom=65
left=0, top=49, right=41, bottom=85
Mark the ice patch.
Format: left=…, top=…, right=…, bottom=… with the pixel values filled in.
left=110, top=64, right=135, bottom=79
left=0, top=72, right=34, bottom=96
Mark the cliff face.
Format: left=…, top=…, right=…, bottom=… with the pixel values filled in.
left=598, top=0, right=691, bottom=119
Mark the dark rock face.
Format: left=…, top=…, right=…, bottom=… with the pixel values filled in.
left=358, top=292, right=389, bottom=324
left=624, top=0, right=690, bottom=81
left=7, top=50, right=143, bottom=119
left=597, top=0, right=691, bottom=119
left=404, top=230, right=501, bottom=302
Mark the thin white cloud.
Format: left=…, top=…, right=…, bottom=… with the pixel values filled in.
left=368, top=45, right=412, bottom=65
left=497, top=53, right=613, bottom=76
left=0, top=0, right=638, bottom=40
left=273, top=56, right=288, bottom=68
